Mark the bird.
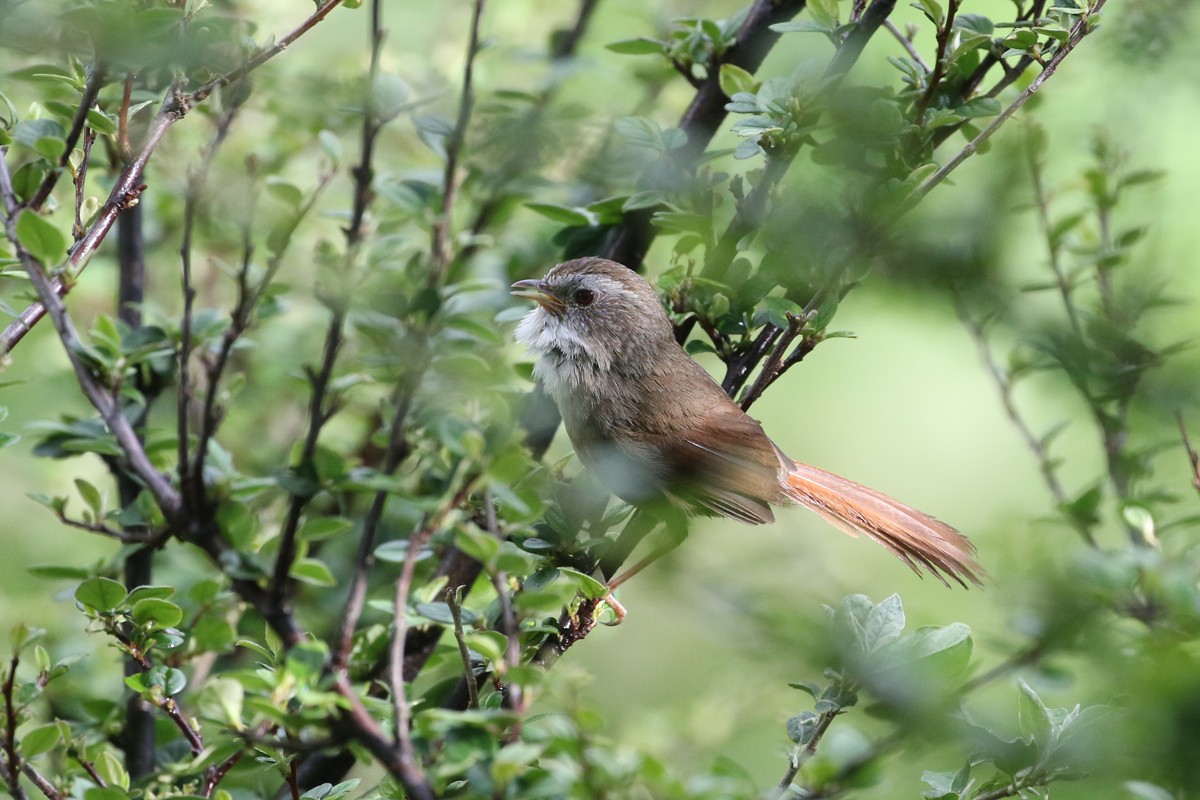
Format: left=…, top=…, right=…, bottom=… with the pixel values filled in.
left=512, top=256, right=982, bottom=589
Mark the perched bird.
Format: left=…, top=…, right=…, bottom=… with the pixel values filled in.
left=512, top=257, right=982, bottom=588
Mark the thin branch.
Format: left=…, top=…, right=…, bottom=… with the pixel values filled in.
left=29, top=65, right=108, bottom=211
left=912, top=0, right=960, bottom=125
left=177, top=108, right=240, bottom=512
left=910, top=1, right=1107, bottom=205
left=3, top=654, right=29, bottom=800
left=445, top=588, right=480, bottom=708
left=19, top=764, right=62, bottom=800
left=1176, top=413, right=1200, bottom=497
left=884, top=19, right=930, bottom=72
left=116, top=634, right=205, bottom=757
left=430, top=0, right=486, bottom=280
left=770, top=707, right=843, bottom=800
left=0, top=158, right=182, bottom=520
left=953, top=297, right=1097, bottom=546
left=1025, top=128, right=1084, bottom=338
left=70, top=130, right=97, bottom=241
left=381, top=481, right=477, bottom=798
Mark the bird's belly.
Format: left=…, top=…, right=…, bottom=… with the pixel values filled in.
left=562, top=410, right=668, bottom=507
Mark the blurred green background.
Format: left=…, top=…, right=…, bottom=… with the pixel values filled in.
left=2, top=0, right=1199, bottom=795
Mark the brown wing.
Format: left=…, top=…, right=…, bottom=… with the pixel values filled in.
left=645, top=407, right=787, bottom=525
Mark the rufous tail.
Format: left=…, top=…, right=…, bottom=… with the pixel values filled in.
left=783, top=461, right=984, bottom=588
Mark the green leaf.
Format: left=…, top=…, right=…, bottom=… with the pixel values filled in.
left=719, top=64, right=757, bottom=98
left=762, top=296, right=803, bottom=328
left=786, top=711, right=820, bottom=745
left=302, top=780, right=361, bottom=800
left=15, top=210, right=68, bottom=266
left=605, top=37, right=663, bottom=55
left=202, top=677, right=245, bottom=730
left=95, top=750, right=130, bottom=790
left=131, top=598, right=184, bottom=628
left=290, top=558, right=337, bottom=587
left=75, top=478, right=103, bottom=517
left=808, top=0, right=840, bottom=27
left=317, top=129, right=342, bottom=163
left=298, top=516, right=354, bottom=542
left=921, top=765, right=971, bottom=799
left=558, top=567, right=609, bottom=599
left=455, top=526, right=502, bottom=566
left=20, top=722, right=63, bottom=758
left=86, top=108, right=118, bottom=136
left=75, top=577, right=127, bottom=612
left=953, top=14, right=994, bottom=35
left=524, top=202, right=594, bottom=226
left=864, top=593, right=905, bottom=651
left=769, top=20, right=833, bottom=34
left=1017, top=679, right=1052, bottom=743
left=465, top=630, right=509, bottom=663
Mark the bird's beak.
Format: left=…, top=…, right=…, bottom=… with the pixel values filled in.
left=511, top=279, right=566, bottom=316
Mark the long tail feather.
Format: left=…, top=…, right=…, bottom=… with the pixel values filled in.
left=783, top=461, right=984, bottom=588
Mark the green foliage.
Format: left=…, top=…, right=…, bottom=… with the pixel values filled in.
left=0, top=1, right=1196, bottom=799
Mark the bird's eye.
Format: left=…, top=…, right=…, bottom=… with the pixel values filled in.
left=573, top=288, right=595, bottom=306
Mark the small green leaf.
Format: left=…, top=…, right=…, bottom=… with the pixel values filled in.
left=20, top=722, right=63, bottom=758
left=290, top=558, right=337, bottom=587
left=131, top=598, right=184, bottom=628
left=718, top=64, right=757, bottom=98
left=605, top=37, right=663, bottom=55
left=769, top=20, right=833, bottom=34
left=15, top=210, right=68, bottom=266
left=95, top=750, right=130, bottom=790
left=558, top=567, right=608, bottom=599
left=75, top=478, right=102, bottom=517
left=455, top=526, right=502, bottom=566
left=524, top=202, right=594, bottom=226
left=864, top=593, right=905, bottom=651
left=202, top=677, right=245, bottom=730
left=75, top=577, right=127, bottom=612
left=297, top=516, right=354, bottom=542
left=465, top=630, right=509, bottom=663
left=86, top=108, right=117, bottom=136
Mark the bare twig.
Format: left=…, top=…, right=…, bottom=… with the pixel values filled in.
left=445, top=588, right=480, bottom=708
left=381, top=481, right=477, bottom=798
left=912, top=0, right=960, bottom=125
left=1176, top=413, right=1200, bottom=497
left=953, top=297, right=1096, bottom=546
left=430, top=0, right=486, bottom=280
left=177, top=108, right=240, bottom=512
left=1025, top=127, right=1084, bottom=338
left=884, top=19, right=930, bottom=72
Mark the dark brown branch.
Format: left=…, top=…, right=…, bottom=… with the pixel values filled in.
left=3, top=654, right=28, bottom=800
left=912, top=0, right=960, bottom=125
left=29, top=65, right=108, bottom=210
